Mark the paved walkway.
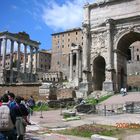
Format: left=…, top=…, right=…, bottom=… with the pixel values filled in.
left=26, top=92, right=140, bottom=140
left=100, top=92, right=140, bottom=105
left=26, top=110, right=140, bottom=140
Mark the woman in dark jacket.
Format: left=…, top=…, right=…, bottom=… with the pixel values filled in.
left=13, top=96, right=29, bottom=140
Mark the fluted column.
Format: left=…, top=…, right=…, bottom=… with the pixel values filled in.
left=17, top=42, right=21, bottom=72
left=69, top=51, right=73, bottom=81
left=2, top=38, right=7, bottom=69
left=23, top=44, right=27, bottom=73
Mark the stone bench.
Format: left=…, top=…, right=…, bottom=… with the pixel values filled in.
left=91, top=134, right=118, bottom=140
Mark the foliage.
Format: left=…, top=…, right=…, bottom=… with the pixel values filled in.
left=33, top=104, right=48, bottom=111
left=57, top=124, right=120, bottom=138
left=86, top=94, right=112, bottom=105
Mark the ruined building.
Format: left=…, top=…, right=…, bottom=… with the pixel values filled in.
left=0, top=31, right=40, bottom=84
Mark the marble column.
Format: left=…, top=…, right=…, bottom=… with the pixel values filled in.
left=106, top=19, right=113, bottom=70
left=2, top=38, right=7, bottom=69
left=76, top=49, right=79, bottom=81
left=29, top=46, right=33, bottom=73
left=10, top=40, right=14, bottom=83
left=17, top=42, right=21, bottom=72
left=79, top=51, right=82, bottom=80
left=103, top=19, right=114, bottom=92
left=0, top=39, right=2, bottom=56
left=34, top=48, right=38, bottom=73
left=23, top=44, right=27, bottom=73
left=9, top=40, right=14, bottom=70
left=69, top=51, right=73, bottom=81
left=82, top=23, right=90, bottom=83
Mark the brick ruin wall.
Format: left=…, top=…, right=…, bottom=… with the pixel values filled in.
left=0, top=84, right=41, bottom=100
left=0, top=84, right=76, bottom=101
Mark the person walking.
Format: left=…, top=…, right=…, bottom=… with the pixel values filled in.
left=27, top=96, right=35, bottom=115
left=13, top=96, right=29, bottom=140
left=0, top=94, right=16, bottom=140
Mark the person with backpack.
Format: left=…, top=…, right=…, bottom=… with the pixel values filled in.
left=0, top=94, right=16, bottom=140
left=13, top=96, right=29, bottom=140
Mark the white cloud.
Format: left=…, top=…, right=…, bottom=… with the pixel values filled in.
left=11, top=5, right=18, bottom=10
left=42, top=0, right=94, bottom=31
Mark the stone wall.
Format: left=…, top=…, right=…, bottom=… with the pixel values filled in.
left=0, top=84, right=41, bottom=100
left=127, top=75, right=140, bottom=87
left=56, top=88, right=76, bottom=100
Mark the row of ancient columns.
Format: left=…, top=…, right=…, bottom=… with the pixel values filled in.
left=0, top=38, right=38, bottom=74
left=69, top=48, right=82, bottom=84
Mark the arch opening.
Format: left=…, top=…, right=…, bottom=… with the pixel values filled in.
left=93, top=56, right=106, bottom=90
left=117, top=31, right=140, bottom=90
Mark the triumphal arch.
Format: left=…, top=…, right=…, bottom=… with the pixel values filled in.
left=0, top=31, right=40, bottom=84
left=81, top=0, right=140, bottom=96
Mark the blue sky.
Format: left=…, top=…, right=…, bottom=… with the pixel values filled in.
left=0, top=0, right=94, bottom=50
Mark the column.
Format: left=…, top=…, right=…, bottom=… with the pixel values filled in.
left=79, top=50, right=82, bottom=80
left=9, top=40, right=14, bottom=70
left=103, top=19, right=114, bottom=91
left=69, top=51, right=73, bottom=81
left=34, top=48, right=38, bottom=73
left=0, top=39, right=2, bottom=56
left=82, top=23, right=90, bottom=82
left=2, top=38, right=7, bottom=69
left=10, top=40, right=14, bottom=83
left=23, top=44, right=27, bottom=73
left=17, top=42, right=21, bottom=72
left=106, top=19, right=113, bottom=70
left=76, top=49, right=79, bottom=81
left=29, top=46, right=33, bottom=73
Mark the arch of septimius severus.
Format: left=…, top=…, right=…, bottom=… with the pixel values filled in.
left=77, top=0, right=140, bottom=97
left=0, top=31, right=40, bottom=84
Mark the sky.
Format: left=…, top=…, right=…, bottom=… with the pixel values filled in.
left=0, top=0, right=95, bottom=50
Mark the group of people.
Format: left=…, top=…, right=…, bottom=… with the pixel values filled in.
left=0, top=92, right=35, bottom=140
left=120, top=87, right=127, bottom=96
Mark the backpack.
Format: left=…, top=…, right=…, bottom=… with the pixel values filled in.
left=0, top=104, right=14, bottom=131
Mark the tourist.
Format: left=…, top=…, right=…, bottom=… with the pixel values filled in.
left=13, top=96, right=29, bottom=140
left=27, top=96, right=35, bottom=115
left=123, top=88, right=127, bottom=96
left=7, top=92, right=16, bottom=108
left=0, top=94, right=16, bottom=140
left=0, top=97, right=2, bottom=106
left=120, top=88, right=125, bottom=96
left=95, top=94, right=99, bottom=104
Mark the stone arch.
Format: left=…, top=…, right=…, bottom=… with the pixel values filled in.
left=93, top=55, right=106, bottom=90
left=115, top=31, right=140, bottom=90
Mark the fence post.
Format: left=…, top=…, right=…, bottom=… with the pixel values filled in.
left=104, top=105, right=106, bottom=116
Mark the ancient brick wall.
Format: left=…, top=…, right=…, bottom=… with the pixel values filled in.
left=127, top=75, right=140, bottom=87
left=0, top=84, right=41, bottom=100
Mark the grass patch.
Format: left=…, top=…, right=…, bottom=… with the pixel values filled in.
left=57, top=124, right=119, bottom=138
left=86, top=94, right=112, bottom=105
left=33, top=104, right=49, bottom=111
left=56, top=124, right=140, bottom=139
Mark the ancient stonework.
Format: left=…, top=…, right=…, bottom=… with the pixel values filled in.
left=80, top=0, right=140, bottom=96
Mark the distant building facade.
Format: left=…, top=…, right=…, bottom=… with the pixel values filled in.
left=27, top=50, right=51, bottom=73
left=51, top=28, right=83, bottom=81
